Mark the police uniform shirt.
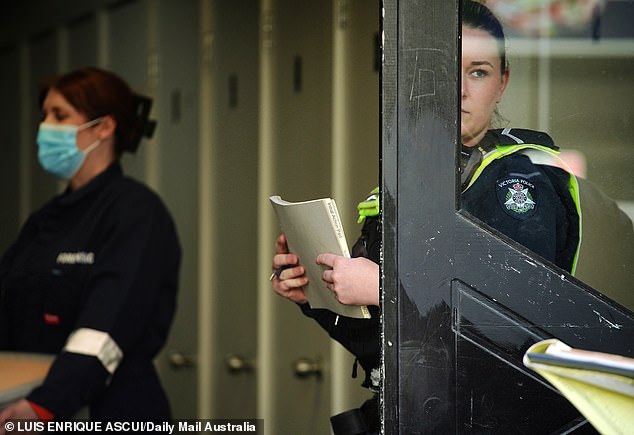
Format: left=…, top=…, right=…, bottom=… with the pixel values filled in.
left=0, top=162, right=181, bottom=419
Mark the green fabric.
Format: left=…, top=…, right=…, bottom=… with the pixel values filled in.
left=357, top=186, right=380, bottom=223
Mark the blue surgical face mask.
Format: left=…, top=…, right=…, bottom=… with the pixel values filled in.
left=37, top=117, right=103, bottom=179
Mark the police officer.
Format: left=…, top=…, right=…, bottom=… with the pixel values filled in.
left=0, top=67, right=181, bottom=426
left=460, top=0, right=634, bottom=309
left=272, top=1, right=633, bottom=433
left=272, top=191, right=381, bottom=434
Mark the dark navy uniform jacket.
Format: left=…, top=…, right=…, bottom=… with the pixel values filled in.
left=461, top=129, right=579, bottom=273
left=0, top=162, right=181, bottom=419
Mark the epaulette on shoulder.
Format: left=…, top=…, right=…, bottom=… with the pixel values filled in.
left=357, top=186, right=380, bottom=224
left=491, top=128, right=559, bottom=151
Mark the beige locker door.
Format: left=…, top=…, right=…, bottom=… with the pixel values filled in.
left=257, top=0, right=335, bottom=433
left=151, top=0, right=201, bottom=419
left=205, top=0, right=260, bottom=420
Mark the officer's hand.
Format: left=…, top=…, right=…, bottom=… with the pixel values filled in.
left=316, top=253, right=379, bottom=306
left=0, top=399, right=39, bottom=435
left=271, top=234, right=308, bottom=304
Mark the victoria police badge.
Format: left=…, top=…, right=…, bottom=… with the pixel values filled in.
left=496, top=176, right=537, bottom=219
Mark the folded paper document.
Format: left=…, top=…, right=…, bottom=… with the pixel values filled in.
left=523, top=339, right=634, bottom=435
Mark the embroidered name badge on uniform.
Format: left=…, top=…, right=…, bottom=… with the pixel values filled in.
left=496, top=176, right=537, bottom=220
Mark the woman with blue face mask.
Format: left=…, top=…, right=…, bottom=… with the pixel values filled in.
left=35, top=68, right=152, bottom=188
left=0, top=67, right=181, bottom=426
left=37, top=115, right=106, bottom=181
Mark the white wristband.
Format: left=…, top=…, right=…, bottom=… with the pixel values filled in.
left=64, top=328, right=123, bottom=374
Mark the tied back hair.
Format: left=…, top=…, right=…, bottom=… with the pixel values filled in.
left=39, top=67, right=157, bottom=156
left=129, top=94, right=157, bottom=152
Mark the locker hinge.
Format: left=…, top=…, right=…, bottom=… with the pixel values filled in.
left=337, top=0, right=349, bottom=29
left=202, top=32, right=214, bottom=70
left=262, top=10, right=274, bottom=50
left=147, top=51, right=159, bottom=89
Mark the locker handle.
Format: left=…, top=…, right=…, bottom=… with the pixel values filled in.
left=169, top=351, right=196, bottom=369
left=292, top=357, right=322, bottom=379
left=225, top=354, right=255, bottom=374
